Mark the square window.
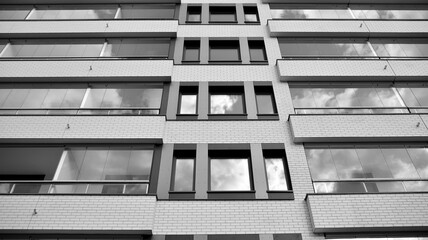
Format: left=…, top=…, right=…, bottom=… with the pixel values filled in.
left=178, top=86, right=198, bottom=114
left=255, top=86, right=277, bottom=114
left=187, top=6, right=201, bottom=22
left=209, top=6, right=237, bottom=23
left=183, top=40, right=200, bottom=62
left=209, top=86, right=245, bottom=114
left=209, top=40, right=241, bottom=62
left=249, top=40, right=267, bottom=62
left=209, top=150, right=252, bottom=191
left=172, top=150, right=196, bottom=192
left=244, top=6, right=259, bottom=22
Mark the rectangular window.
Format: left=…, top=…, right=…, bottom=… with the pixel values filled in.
left=171, top=150, right=196, bottom=192
left=248, top=40, right=267, bottom=62
left=118, top=4, right=175, bottom=19
left=209, top=40, right=241, bottom=62
left=0, top=5, right=32, bottom=20
left=209, top=86, right=245, bottom=114
left=0, top=146, right=155, bottom=195
left=264, top=150, right=290, bottom=191
left=255, top=86, right=277, bottom=115
left=182, top=40, right=200, bottom=62
left=209, top=6, right=237, bottom=23
left=244, top=6, right=259, bottom=22
left=102, top=38, right=170, bottom=58
left=209, top=150, right=252, bottom=191
left=0, top=83, right=164, bottom=115
left=178, top=86, right=198, bottom=115
left=305, top=145, right=428, bottom=193
left=28, top=5, right=117, bottom=20
left=187, top=6, right=201, bottom=22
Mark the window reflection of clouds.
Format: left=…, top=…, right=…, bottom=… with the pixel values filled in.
left=382, top=148, right=420, bottom=179
left=180, top=95, right=197, bottom=114
left=330, top=148, right=364, bottom=179
left=265, top=158, right=288, bottom=190
left=407, top=148, right=428, bottom=178
left=306, top=148, right=339, bottom=180
left=174, top=159, right=194, bottom=191
left=211, top=159, right=251, bottom=191
left=210, top=94, right=243, bottom=114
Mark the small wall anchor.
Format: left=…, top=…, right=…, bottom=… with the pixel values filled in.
left=417, top=122, right=421, bottom=127
left=33, top=209, right=37, bottom=215
left=384, top=65, right=388, bottom=70
left=106, top=23, right=109, bottom=28
left=66, top=124, right=70, bottom=129
left=359, top=23, right=363, bottom=28
left=89, top=65, right=92, bottom=70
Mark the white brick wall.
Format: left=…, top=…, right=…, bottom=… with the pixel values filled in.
left=307, top=193, right=428, bottom=233
left=289, top=114, right=428, bottom=143
left=0, top=195, right=156, bottom=231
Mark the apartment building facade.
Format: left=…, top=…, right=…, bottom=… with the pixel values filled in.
left=0, top=0, right=428, bottom=239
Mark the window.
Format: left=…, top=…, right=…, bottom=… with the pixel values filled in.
left=209, top=150, right=253, bottom=191
left=248, top=40, right=267, bottom=62
left=244, top=6, right=259, bottom=22
left=28, top=5, right=117, bottom=20
left=264, top=150, right=291, bottom=191
left=209, top=6, right=237, bottom=23
left=171, top=150, right=196, bottom=192
left=182, top=40, right=200, bottom=62
left=209, top=86, right=245, bottom=115
left=0, top=83, right=164, bottom=115
left=0, top=146, right=156, bottom=194
left=305, top=145, right=428, bottom=193
left=178, top=86, right=198, bottom=115
left=0, top=5, right=32, bottom=20
left=118, top=4, right=175, bottom=19
left=255, top=86, right=277, bottom=115
left=270, top=6, right=353, bottom=19
left=0, top=38, right=171, bottom=59
left=209, top=40, right=241, bottom=62
left=187, top=6, right=201, bottom=22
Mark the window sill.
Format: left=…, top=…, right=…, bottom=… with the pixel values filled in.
left=266, top=190, right=294, bottom=200
left=244, top=21, right=260, bottom=24
left=168, top=191, right=196, bottom=200
left=182, top=60, right=201, bottom=64
left=250, top=60, right=269, bottom=65
left=207, top=190, right=255, bottom=199
left=208, top=60, right=242, bottom=64
left=208, top=114, right=248, bottom=120
left=185, top=21, right=202, bottom=24
left=176, top=114, right=199, bottom=120
left=208, top=21, right=238, bottom=24
left=257, top=113, right=279, bottom=120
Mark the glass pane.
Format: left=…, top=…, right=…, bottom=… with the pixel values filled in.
left=365, top=181, right=405, bottom=192
left=306, top=148, right=338, bottom=180
left=50, top=184, right=86, bottom=194
left=265, top=158, right=288, bottom=190
left=256, top=94, right=275, bottom=114
left=61, top=89, right=86, bottom=108
left=397, top=88, right=420, bottom=107
left=382, top=148, right=420, bottom=179
left=128, top=149, right=153, bottom=180
left=187, top=6, right=201, bottom=22
left=249, top=47, right=266, bottom=61
left=173, top=159, right=194, bottom=191
left=356, top=148, right=393, bottom=178
left=77, top=149, right=109, bottom=180
left=29, top=6, right=116, bottom=20
left=183, top=47, right=199, bottom=61
left=312, top=88, right=339, bottom=107
left=41, top=89, right=67, bottom=108
left=2, top=89, right=30, bottom=108
left=331, top=148, right=364, bottom=179
left=290, top=88, right=317, bottom=108
left=0, top=183, right=12, bottom=193
left=180, top=94, right=197, bottom=114
left=407, top=148, right=428, bottom=178
left=409, top=88, right=428, bottom=106
left=103, top=39, right=170, bottom=58
left=57, top=149, right=87, bottom=180
left=83, top=89, right=106, bottom=108
left=315, top=182, right=366, bottom=193
left=210, top=94, right=244, bottom=114
left=21, top=89, right=49, bottom=108
left=210, top=7, right=236, bottom=22
left=119, top=4, right=175, bottom=19
left=0, top=8, right=31, bottom=20
left=403, top=181, right=428, bottom=191
left=210, top=158, right=251, bottom=191
left=103, top=149, right=132, bottom=180
left=210, top=46, right=240, bottom=61
left=124, top=184, right=148, bottom=194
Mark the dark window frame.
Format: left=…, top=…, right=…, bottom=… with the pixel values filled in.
left=182, top=40, right=201, bottom=63
left=208, top=85, right=247, bottom=120
left=243, top=6, right=260, bottom=23
left=209, top=5, right=238, bottom=23
left=170, top=150, right=197, bottom=193
left=248, top=40, right=268, bottom=62
left=208, top=39, right=241, bottom=63
left=254, top=85, right=278, bottom=117
left=186, top=5, right=202, bottom=23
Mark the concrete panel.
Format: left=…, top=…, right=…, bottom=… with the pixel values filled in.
left=178, top=25, right=264, bottom=37
left=262, top=0, right=426, bottom=3
left=0, top=60, right=173, bottom=81
left=0, top=20, right=178, bottom=38
left=365, top=21, right=428, bottom=37
left=289, top=114, right=428, bottom=143
left=0, top=195, right=156, bottom=232
left=268, top=20, right=369, bottom=38
left=307, top=193, right=428, bottom=233
left=277, top=60, right=395, bottom=82
left=5, top=0, right=179, bottom=3
left=388, top=60, right=428, bottom=81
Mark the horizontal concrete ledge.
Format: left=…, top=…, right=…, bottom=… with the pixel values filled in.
left=307, top=193, right=428, bottom=234
left=2, top=0, right=179, bottom=3
left=0, top=230, right=152, bottom=235
left=0, top=138, right=163, bottom=144
left=0, top=60, right=174, bottom=81
left=0, top=20, right=178, bottom=38
left=268, top=20, right=428, bottom=38
left=277, top=59, right=395, bottom=81
left=277, top=59, right=428, bottom=82
left=289, top=114, right=428, bottom=143
left=262, top=0, right=426, bottom=3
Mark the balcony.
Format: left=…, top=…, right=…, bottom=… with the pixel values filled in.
left=306, top=193, right=428, bottom=233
